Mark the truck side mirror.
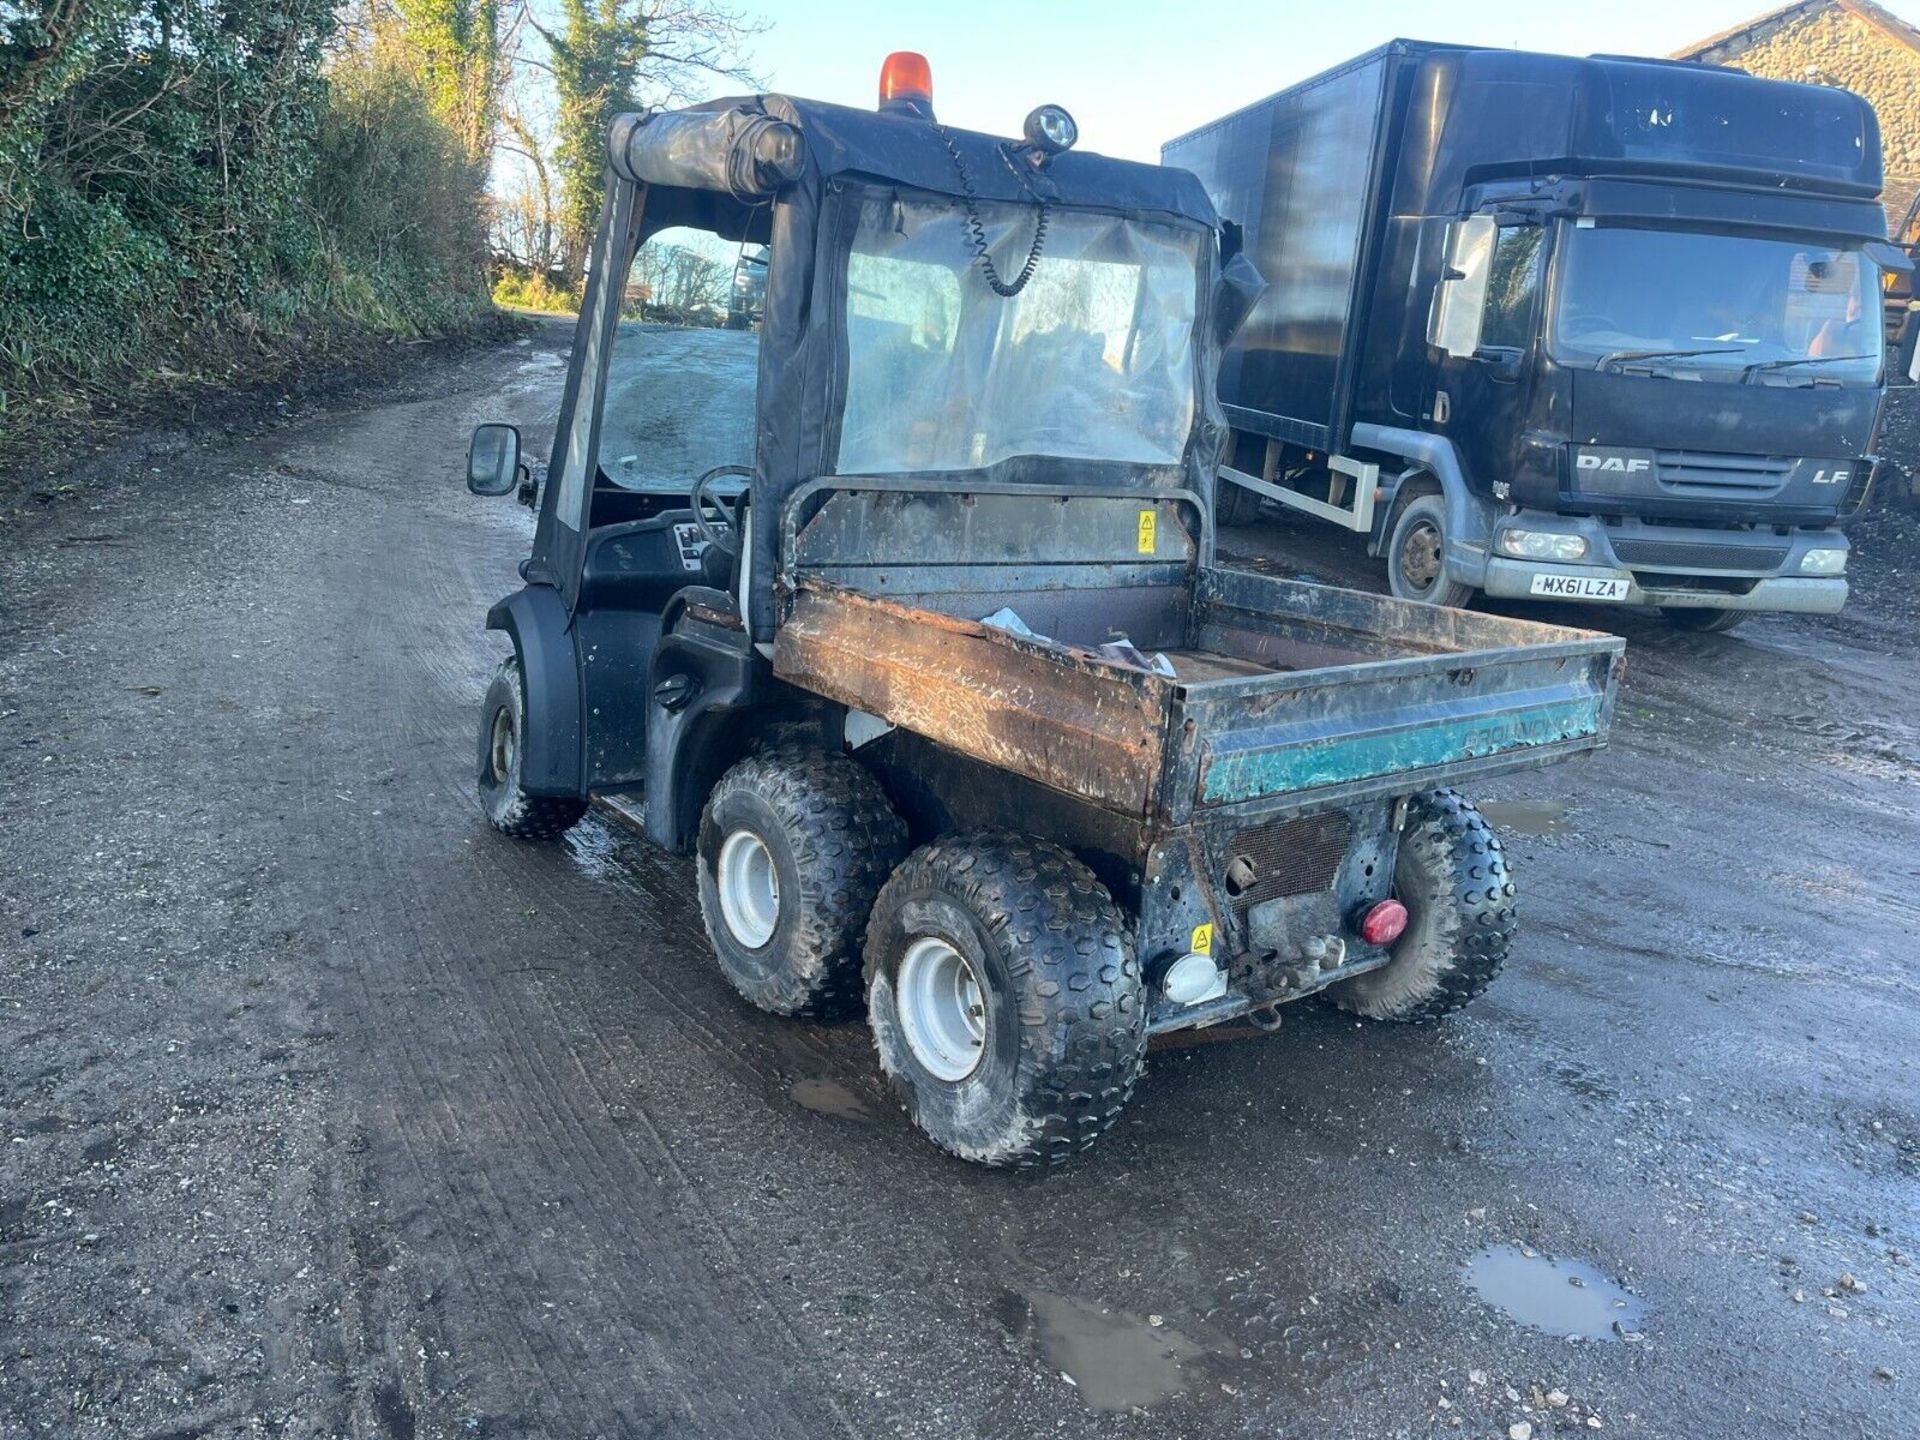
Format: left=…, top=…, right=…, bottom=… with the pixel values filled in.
left=1427, top=215, right=1496, bottom=359
left=1212, top=252, right=1265, bottom=347
left=1863, top=239, right=1915, bottom=276
left=468, top=423, right=521, bottom=497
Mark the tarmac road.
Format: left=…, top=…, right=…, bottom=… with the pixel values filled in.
left=2, top=320, right=1915, bottom=1439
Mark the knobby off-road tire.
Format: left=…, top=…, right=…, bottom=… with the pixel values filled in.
left=1661, top=607, right=1747, bottom=634
left=1387, top=494, right=1474, bottom=608
left=477, top=658, right=587, bottom=840
left=863, top=832, right=1146, bottom=1168
left=696, top=747, right=908, bottom=1018
left=1329, top=789, right=1514, bottom=1022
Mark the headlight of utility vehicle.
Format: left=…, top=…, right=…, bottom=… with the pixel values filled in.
left=1499, top=529, right=1589, bottom=563
left=1800, top=548, right=1847, bottom=575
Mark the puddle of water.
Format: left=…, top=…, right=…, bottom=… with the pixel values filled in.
left=1479, top=799, right=1573, bottom=836
left=1024, top=1290, right=1206, bottom=1412
left=562, top=816, right=623, bottom=879
left=789, top=1078, right=873, bottom=1123
left=1465, top=1245, right=1645, bottom=1341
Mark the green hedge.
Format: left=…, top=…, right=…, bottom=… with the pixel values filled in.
left=0, top=3, right=492, bottom=411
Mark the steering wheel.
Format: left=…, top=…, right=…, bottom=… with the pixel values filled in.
left=690, top=464, right=751, bottom=555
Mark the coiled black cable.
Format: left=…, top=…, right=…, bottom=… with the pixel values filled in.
left=935, top=124, right=1048, bottom=297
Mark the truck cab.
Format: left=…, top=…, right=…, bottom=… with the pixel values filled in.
left=1169, top=44, right=1910, bottom=630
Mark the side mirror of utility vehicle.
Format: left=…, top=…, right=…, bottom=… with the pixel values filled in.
left=1428, top=215, right=1496, bottom=359
left=467, top=423, right=521, bottom=497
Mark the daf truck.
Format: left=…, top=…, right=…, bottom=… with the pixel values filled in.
left=1165, top=42, right=1911, bottom=630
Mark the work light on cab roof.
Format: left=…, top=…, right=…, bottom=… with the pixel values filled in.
left=1023, top=104, right=1077, bottom=156
left=876, top=49, right=1077, bottom=164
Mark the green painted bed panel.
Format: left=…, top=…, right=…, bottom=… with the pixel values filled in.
left=1200, top=696, right=1603, bottom=804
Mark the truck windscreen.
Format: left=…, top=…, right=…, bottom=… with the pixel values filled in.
left=836, top=192, right=1200, bottom=475
left=1551, top=226, right=1882, bottom=386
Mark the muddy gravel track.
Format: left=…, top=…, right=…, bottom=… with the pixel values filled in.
left=2, top=322, right=1915, bottom=1439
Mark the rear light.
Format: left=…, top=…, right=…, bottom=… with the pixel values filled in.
left=879, top=51, right=933, bottom=113
left=1358, top=899, right=1409, bottom=947
left=1161, top=951, right=1227, bottom=1006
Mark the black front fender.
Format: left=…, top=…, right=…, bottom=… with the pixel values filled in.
left=485, top=585, right=584, bottom=798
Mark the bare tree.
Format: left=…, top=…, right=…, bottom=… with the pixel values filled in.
left=628, top=236, right=726, bottom=318
left=496, top=0, right=763, bottom=281
left=495, top=104, right=556, bottom=271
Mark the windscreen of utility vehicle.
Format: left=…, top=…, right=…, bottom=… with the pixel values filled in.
left=598, top=229, right=757, bottom=494
left=836, top=192, right=1202, bottom=475
left=1546, top=224, right=1883, bottom=386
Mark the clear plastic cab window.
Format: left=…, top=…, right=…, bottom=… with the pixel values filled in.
left=837, top=193, right=1201, bottom=474
left=595, top=228, right=758, bottom=495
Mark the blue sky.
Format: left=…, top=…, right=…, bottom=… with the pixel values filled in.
left=729, top=0, right=1905, bottom=163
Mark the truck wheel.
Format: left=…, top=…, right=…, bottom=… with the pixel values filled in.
left=1328, top=789, right=1513, bottom=1023
left=1215, top=474, right=1265, bottom=527
left=477, top=657, right=587, bottom=840
left=863, top=833, right=1145, bottom=1167
left=1661, top=607, right=1746, bottom=634
left=697, top=748, right=907, bottom=1018
left=1387, top=495, right=1473, bottom=607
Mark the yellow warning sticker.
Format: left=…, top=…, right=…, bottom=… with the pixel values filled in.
left=1190, top=922, right=1213, bottom=955
left=1137, top=509, right=1157, bottom=553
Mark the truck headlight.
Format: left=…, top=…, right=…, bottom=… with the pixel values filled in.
left=1499, top=529, right=1590, bottom=562
left=1800, top=548, right=1847, bottom=575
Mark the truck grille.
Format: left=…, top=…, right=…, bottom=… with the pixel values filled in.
left=1654, top=450, right=1793, bottom=492
left=1612, top=538, right=1789, bottom=571
left=1225, top=811, right=1351, bottom=919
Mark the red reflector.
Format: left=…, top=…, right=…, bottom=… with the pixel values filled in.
left=879, top=51, right=933, bottom=106
left=1359, top=899, right=1409, bottom=947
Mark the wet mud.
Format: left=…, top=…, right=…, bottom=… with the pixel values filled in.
left=2, top=321, right=1915, bottom=1438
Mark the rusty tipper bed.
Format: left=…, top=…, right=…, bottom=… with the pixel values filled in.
left=771, top=480, right=1621, bottom=1038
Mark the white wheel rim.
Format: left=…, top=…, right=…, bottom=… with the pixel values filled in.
left=716, top=829, right=779, bottom=949
left=489, top=706, right=515, bottom=784
left=897, top=937, right=987, bottom=1082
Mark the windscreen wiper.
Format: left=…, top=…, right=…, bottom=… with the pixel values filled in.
left=1594, top=346, right=1745, bottom=373
left=1741, top=353, right=1877, bottom=382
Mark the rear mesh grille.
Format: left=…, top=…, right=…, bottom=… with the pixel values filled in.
left=1613, top=538, right=1789, bottom=571
left=1654, top=450, right=1793, bottom=491
left=1226, top=812, right=1351, bottom=920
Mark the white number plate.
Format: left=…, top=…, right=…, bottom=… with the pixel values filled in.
left=1529, top=573, right=1630, bottom=601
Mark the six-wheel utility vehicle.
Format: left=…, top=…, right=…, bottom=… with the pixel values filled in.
left=465, top=55, right=1625, bottom=1167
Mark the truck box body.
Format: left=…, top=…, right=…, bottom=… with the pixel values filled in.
left=1167, top=52, right=1393, bottom=453
left=1165, top=42, right=1895, bottom=619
